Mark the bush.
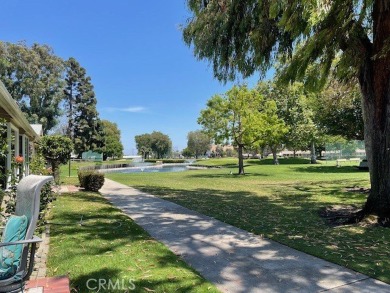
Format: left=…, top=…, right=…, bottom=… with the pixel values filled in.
left=30, top=150, right=56, bottom=232
left=40, top=135, right=73, bottom=184
left=78, top=171, right=105, bottom=191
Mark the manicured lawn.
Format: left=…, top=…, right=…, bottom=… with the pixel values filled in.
left=46, top=191, right=219, bottom=293
left=106, top=158, right=390, bottom=284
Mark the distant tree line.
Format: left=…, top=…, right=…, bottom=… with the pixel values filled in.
left=0, top=41, right=123, bottom=159
left=135, top=131, right=172, bottom=159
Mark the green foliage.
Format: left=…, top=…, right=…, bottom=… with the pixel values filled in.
left=315, top=78, right=364, bottom=140
left=64, top=57, right=105, bottom=156
left=187, top=130, right=211, bottom=158
left=101, top=120, right=123, bottom=159
left=63, top=57, right=83, bottom=141
left=77, top=171, right=89, bottom=188
left=199, top=84, right=287, bottom=171
left=199, top=85, right=265, bottom=146
left=37, top=181, right=55, bottom=232
left=135, top=132, right=172, bottom=159
left=135, top=133, right=153, bottom=159
left=40, top=135, right=73, bottom=184
left=30, top=149, right=48, bottom=175
left=150, top=131, right=172, bottom=159
left=257, top=81, right=319, bottom=156
left=4, top=158, right=22, bottom=214
left=181, top=147, right=194, bottom=158
left=183, top=0, right=375, bottom=86
left=184, top=2, right=390, bottom=211
left=29, top=148, right=56, bottom=231
left=0, top=42, right=65, bottom=133
left=78, top=171, right=105, bottom=192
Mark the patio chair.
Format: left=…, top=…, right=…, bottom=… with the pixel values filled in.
left=0, top=175, right=53, bottom=293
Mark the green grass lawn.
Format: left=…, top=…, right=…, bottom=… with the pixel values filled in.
left=46, top=191, right=219, bottom=293
left=106, top=158, right=390, bottom=284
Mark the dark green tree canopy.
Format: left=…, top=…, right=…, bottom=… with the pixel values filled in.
left=181, top=147, right=194, bottom=158
left=102, top=120, right=124, bottom=159
left=314, top=79, right=364, bottom=140
left=135, top=133, right=153, bottom=159
left=150, top=131, right=172, bottom=159
left=135, top=132, right=172, bottom=159
left=39, top=135, right=73, bottom=183
left=183, top=0, right=379, bottom=86
left=63, top=57, right=87, bottom=140
left=187, top=130, right=211, bottom=159
left=0, top=42, right=65, bottom=133
left=67, top=59, right=105, bottom=156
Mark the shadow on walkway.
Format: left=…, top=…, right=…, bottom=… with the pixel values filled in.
left=100, top=179, right=390, bottom=293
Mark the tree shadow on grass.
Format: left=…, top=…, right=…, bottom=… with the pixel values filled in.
left=274, top=181, right=368, bottom=203
left=49, top=192, right=218, bottom=293
left=187, top=172, right=270, bottom=179
left=291, top=165, right=366, bottom=174
left=70, top=265, right=215, bottom=293
left=130, top=179, right=371, bottom=237
left=247, top=158, right=311, bottom=165
left=105, top=184, right=390, bottom=288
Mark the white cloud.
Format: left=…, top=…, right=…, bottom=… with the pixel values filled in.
left=105, top=106, right=146, bottom=113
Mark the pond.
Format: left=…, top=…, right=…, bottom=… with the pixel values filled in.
left=102, top=164, right=190, bottom=174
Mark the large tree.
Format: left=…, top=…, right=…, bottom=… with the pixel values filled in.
left=150, top=131, right=172, bottom=159
left=63, top=57, right=84, bottom=141
left=184, top=0, right=390, bottom=222
left=187, top=130, right=211, bottom=159
left=40, top=135, right=73, bottom=184
left=101, top=120, right=124, bottom=160
left=135, top=132, right=172, bottom=159
left=257, top=81, right=321, bottom=163
left=68, top=60, right=105, bottom=156
left=135, top=133, right=153, bottom=160
left=0, top=42, right=64, bottom=133
left=199, top=85, right=286, bottom=173
left=315, top=79, right=364, bottom=141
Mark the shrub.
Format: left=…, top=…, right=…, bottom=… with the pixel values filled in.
left=78, top=171, right=105, bottom=192
left=40, top=135, right=73, bottom=184
left=30, top=150, right=56, bottom=232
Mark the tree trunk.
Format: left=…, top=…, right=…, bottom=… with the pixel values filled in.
left=237, top=145, right=245, bottom=175
left=271, top=147, right=279, bottom=165
left=360, top=59, right=390, bottom=220
left=310, top=141, right=317, bottom=164
left=359, top=2, right=390, bottom=221
left=360, top=84, right=390, bottom=221
left=51, top=161, right=60, bottom=185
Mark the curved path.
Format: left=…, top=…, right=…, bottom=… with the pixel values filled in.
left=100, top=179, right=390, bottom=293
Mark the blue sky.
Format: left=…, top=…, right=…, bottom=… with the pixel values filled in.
left=1, top=0, right=264, bottom=154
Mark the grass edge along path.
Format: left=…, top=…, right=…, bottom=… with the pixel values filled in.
left=106, top=158, right=390, bottom=284
left=46, top=191, right=220, bottom=293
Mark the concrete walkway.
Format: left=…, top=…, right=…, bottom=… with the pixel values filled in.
left=100, top=179, right=390, bottom=293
